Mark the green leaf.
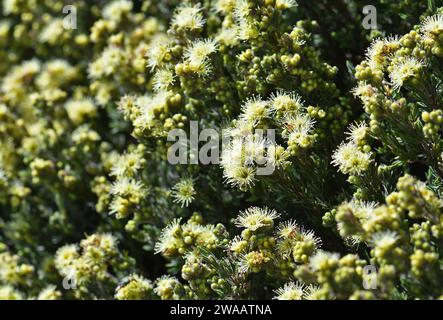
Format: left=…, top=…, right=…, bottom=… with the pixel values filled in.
left=428, top=0, right=436, bottom=12
left=346, top=60, right=356, bottom=78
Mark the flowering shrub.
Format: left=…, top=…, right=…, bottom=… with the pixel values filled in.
left=2, top=0, right=443, bottom=300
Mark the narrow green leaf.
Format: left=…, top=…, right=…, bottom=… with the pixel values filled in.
left=429, top=0, right=436, bottom=12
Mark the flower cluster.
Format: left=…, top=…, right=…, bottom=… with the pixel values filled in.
left=54, top=233, right=135, bottom=299
left=153, top=207, right=322, bottom=300
left=2, top=0, right=443, bottom=301
left=327, top=174, right=443, bottom=298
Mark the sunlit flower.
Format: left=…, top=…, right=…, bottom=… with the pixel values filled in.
left=269, top=91, right=303, bottom=115
left=153, top=68, right=175, bottom=92
left=276, top=0, right=298, bottom=10
left=273, top=282, right=305, bottom=300
left=389, top=57, right=424, bottom=90
left=240, top=96, right=269, bottom=123
left=184, top=39, right=218, bottom=65
left=171, top=179, right=196, bottom=207
left=235, top=207, right=280, bottom=231
left=309, top=251, right=340, bottom=271
left=369, top=231, right=399, bottom=249
left=146, top=35, right=171, bottom=71
left=171, top=3, right=205, bottom=31
left=420, top=14, right=443, bottom=40
left=238, top=251, right=270, bottom=273
left=346, top=122, right=368, bottom=144
left=331, top=141, right=372, bottom=175
left=154, top=219, right=182, bottom=255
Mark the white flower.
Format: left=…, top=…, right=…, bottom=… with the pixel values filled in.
left=39, top=19, right=65, bottom=45
left=110, top=177, right=146, bottom=198
left=283, top=114, right=314, bottom=137
left=221, top=132, right=264, bottom=191
left=351, top=82, right=376, bottom=102
left=216, top=26, right=239, bottom=46
left=365, top=36, right=399, bottom=70
left=183, top=38, right=218, bottom=76
left=98, top=233, right=118, bottom=253
left=233, top=0, right=251, bottom=20
left=273, top=282, right=305, bottom=300
left=281, top=113, right=315, bottom=148
left=222, top=164, right=256, bottom=190
left=240, top=96, right=269, bottom=123
left=154, top=275, right=180, bottom=298
left=228, top=235, right=247, bottom=253
left=299, top=228, right=322, bottom=247
left=0, top=285, right=24, bottom=300
left=133, top=91, right=170, bottom=129
left=54, top=244, right=79, bottom=273
left=221, top=121, right=278, bottom=190
left=346, top=122, right=368, bottom=144
left=171, top=179, right=196, bottom=207
left=184, top=39, right=218, bottom=65
left=65, top=99, right=97, bottom=125
left=146, top=35, right=171, bottom=71
left=420, top=14, right=443, bottom=40
left=214, top=0, right=236, bottom=14
left=344, top=235, right=363, bottom=247
left=303, top=284, right=321, bottom=300
left=347, top=200, right=377, bottom=221
left=37, top=285, right=61, bottom=300
left=235, top=207, right=280, bottom=231
left=238, top=250, right=269, bottom=273
left=243, top=135, right=269, bottom=166
left=331, top=141, right=372, bottom=175
left=269, top=91, right=303, bottom=115
left=223, top=119, right=255, bottom=139
left=171, top=3, right=206, bottom=31
left=276, top=220, right=299, bottom=239
left=117, top=95, right=137, bottom=118
left=110, top=151, right=143, bottom=178
left=267, top=144, right=290, bottom=169
left=2, top=59, right=41, bottom=94
left=389, top=57, right=424, bottom=90
left=236, top=18, right=259, bottom=41
left=92, top=46, right=126, bottom=77
left=36, top=59, right=78, bottom=89
left=103, top=0, right=133, bottom=22
left=275, top=0, right=298, bottom=10
left=369, top=231, right=399, bottom=249
left=154, top=219, right=182, bottom=255
left=309, top=250, right=340, bottom=271
left=153, top=68, right=175, bottom=92
left=115, top=275, right=153, bottom=300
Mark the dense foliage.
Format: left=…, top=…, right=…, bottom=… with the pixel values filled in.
left=2, top=0, right=443, bottom=300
